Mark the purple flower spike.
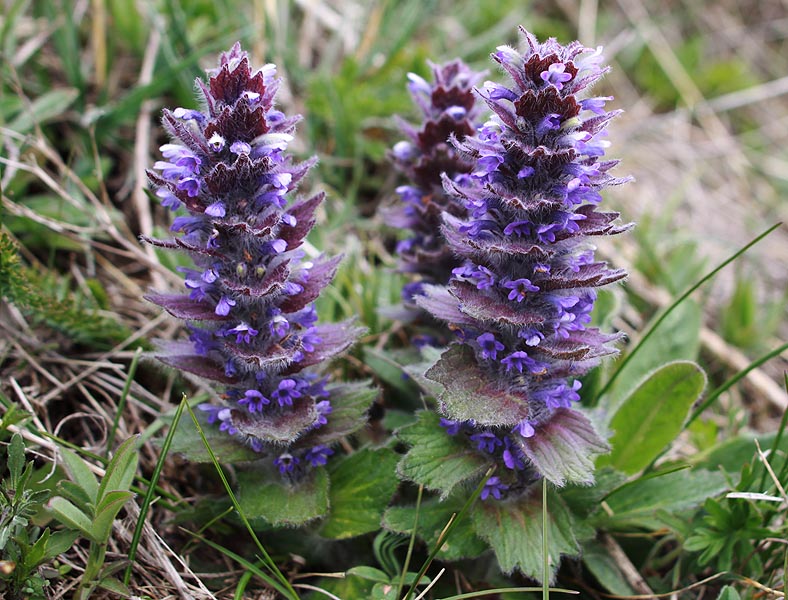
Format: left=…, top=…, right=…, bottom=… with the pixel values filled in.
left=418, top=28, right=632, bottom=497
left=143, top=43, right=365, bottom=480
left=384, top=59, right=487, bottom=307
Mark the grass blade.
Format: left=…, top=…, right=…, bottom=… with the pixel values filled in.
left=123, top=393, right=186, bottom=585
left=543, top=477, right=549, bottom=600
left=437, top=588, right=578, bottom=599
left=687, top=341, right=788, bottom=426
left=396, top=484, right=423, bottom=599
left=403, top=468, right=494, bottom=600
left=181, top=529, right=293, bottom=598
left=596, top=223, right=781, bottom=402
left=185, top=402, right=298, bottom=599
left=106, top=346, right=142, bottom=458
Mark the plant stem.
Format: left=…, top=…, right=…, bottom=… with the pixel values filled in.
left=76, top=541, right=107, bottom=600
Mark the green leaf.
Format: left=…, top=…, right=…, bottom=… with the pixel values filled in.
left=92, top=490, right=134, bottom=542
left=166, top=409, right=260, bottom=463
left=237, top=467, right=329, bottom=527
left=599, top=361, right=706, bottom=474
left=581, top=539, right=637, bottom=596
left=48, top=496, right=94, bottom=539
left=372, top=582, right=400, bottom=600
left=97, top=436, right=139, bottom=500
left=560, top=468, right=629, bottom=521
left=600, top=468, right=727, bottom=530
left=321, top=447, right=399, bottom=539
left=56, top=480, right=95, bottom=511
left=363, top=347, right=422, bottom=397
left=346, top=566, right=391, bottom=584
left=22, top=528, right=50, bottom=571
left=397, top=411, right=489, bottom=498
left=471, top=488, right=580, bottom=579
left=426, top=345, right=529, bottom=426
left=689, top=430, right=788, bottom=480
left=604, top=300, right=701, bottom=411
left=383, top=496, right=487, bottom=561
left=58, top=446, right=99, bottom=505
left=97, top=576, right=131, bottom=597
left=8, top=432, right=25, bottom=484
left=307, top=573, right=375, bottom=599
left=8, top=88, right=79, bottom=133
left=44, top=528, right=80, bottom=560
left=715, top=585, right=742, bottom=600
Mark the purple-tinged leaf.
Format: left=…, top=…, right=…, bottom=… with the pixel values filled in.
left=282, top=192, right=324, bottom=250
left=289, top=321, right=364, bottom=370
left=451, top=281, right=545, bottom=328
left=156, top=354, right=236, bottom=384
left=228, top=397, right=318, bottom=444
left=414, top=285, right=478, bottom=327
left=279, top=255, right=342, bottom=313
left=426, top=345, right=530, bottom=426
left=516, top=408, right=609, bottom=486
left=145, top=293, right=225, bottom=321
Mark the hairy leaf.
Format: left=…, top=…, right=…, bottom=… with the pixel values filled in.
left=517, top=408, right=610, bottom=486
left=237, top=466, right=329, bottom=527
left=397, top=411, right=489, bottom=498
left=383, top=495, right=487, bottom=561
left=321, top=448, right=399, bottom=539
left=471, top=486, right=580, bottom=579
left=426, top=344, right=529, bottom=426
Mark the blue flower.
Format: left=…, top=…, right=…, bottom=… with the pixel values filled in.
left=386, top=60, right=486, bottom=307
left=143, top=43, right=363, bottom=479
left=480, top=476, right=509, bottom=501
left=476, top=333, right=504, bottom=361
left=418, top=28, right=631, bottom=495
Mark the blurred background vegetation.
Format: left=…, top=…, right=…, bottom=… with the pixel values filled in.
left=1, top=0, right=787, bottom=597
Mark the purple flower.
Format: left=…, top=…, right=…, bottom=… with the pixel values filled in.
left=274, top=453, right=300, bottom=475
left=476, top=333, right=504, bottom=360
left=304, top=445, right=334, bottom=467
left=470, top=431, right=502, bottom=453
left=439, top=418, right=462, bottom=435
left=386, top=60, right=486, bottom=308
left=226, top=322, right=259, bottom=344
left=215, top=296, right=236, bottom=316
left=143, top=43, right=365, bottom=480
left=271, top=378, right=302, bottom=407
left=501, top=351, right=545, bottom=375
left=502, top=437, right=526, bottom=470
left=417, top=28, right=631, bottom=497
left=481, top=476, right=509, bottom=501
left=239, top=389, right=269, bottom=412
left=502, top=278, right=539, bottom=302
left=540, top=62, right=572, bottom=90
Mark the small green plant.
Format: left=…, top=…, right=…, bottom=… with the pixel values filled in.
left=0, top=433, right=78, bottom=600
left=684, top=433, right=788, bottom=587
left=720, top=270, right=786, bottom=351
left=0, top=231, right=132, bottom=351
left=48, top=436, right=139, bottom=600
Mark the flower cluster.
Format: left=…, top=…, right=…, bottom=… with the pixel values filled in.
left=386, top=60, right=485, bottom=306
left=418, top=28, right=631, bottom=497
left=143, top=44, right=362, bottom=478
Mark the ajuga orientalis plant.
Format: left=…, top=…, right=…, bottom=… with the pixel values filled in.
left=412, top=28, right=632, bottom=499
left=143, top=43, right=366, bottom=480
left=386, top=60, right=485, bottom=309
